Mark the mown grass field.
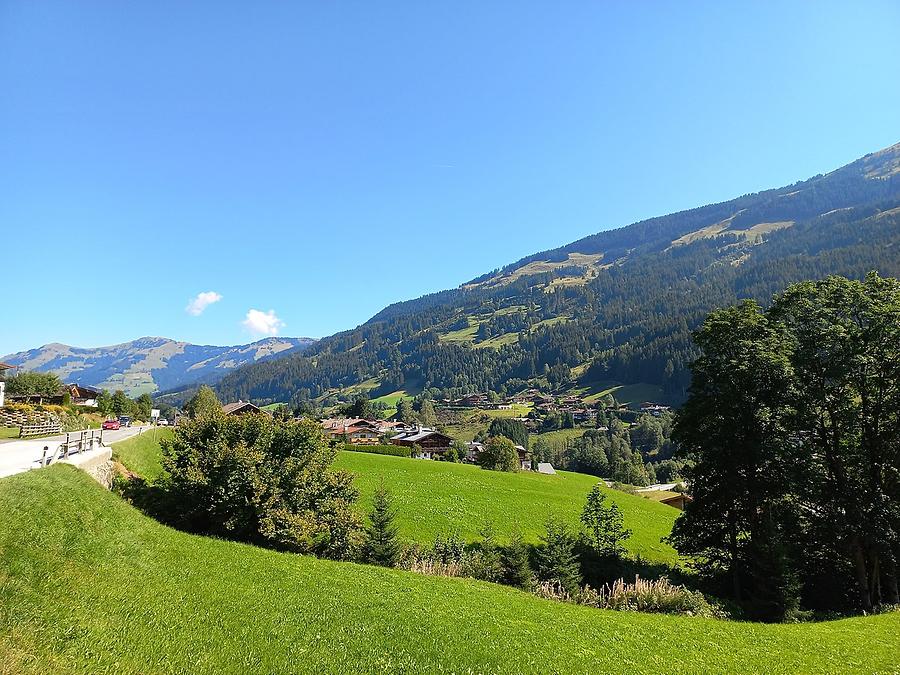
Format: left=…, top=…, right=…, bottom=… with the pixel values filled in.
left=111, top=428, right=173, bottom=482
left=334, top=451, right=679, bottom=564
left=1, top=466, right=897, bottom=674
left=111, top=432, right=678, bottom=563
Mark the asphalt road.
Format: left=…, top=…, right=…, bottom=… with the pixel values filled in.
left=0, top=425, right=149, bottom=478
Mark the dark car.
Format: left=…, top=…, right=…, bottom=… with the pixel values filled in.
left=117, top=416, right=132, bottom=428
left=102, top=419, right=121, bottom=430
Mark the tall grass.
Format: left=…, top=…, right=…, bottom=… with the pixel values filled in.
left=534, top=576, right=726, bottom=618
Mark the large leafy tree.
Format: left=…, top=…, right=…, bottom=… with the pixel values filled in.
left=134, top=393, right=153, bottom=421
left=477, top=436, right=520, bottom=473
left=770, top=273, right=900, bottom=611
left=670, top=300, right=799, bottom=620
left=5, top=371, right=62, bottom=400
left=111, top=390, right=134, bottom=417
left=673, top=274, right=900, bottom=618
left=184, top=385, right=222, bottom=419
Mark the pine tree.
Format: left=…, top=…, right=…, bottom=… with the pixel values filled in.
left=366, top=480, right=401, bottom=567
left=502, top=528, right=533, bottom=589
left=536, top=516, right=582, bottom=594
left=580, top=484, right=631, bottom=557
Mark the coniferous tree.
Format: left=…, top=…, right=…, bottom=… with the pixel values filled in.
left=536, top=516, right=582, bottom=594
left=396, top=398, right=417, bottom=425
left=418, top=398, right=438, bottom=427
left=580, top=484, right=631, bottom=557
left=365, top=479, right=401, bottom=567
left=502, top=528, right=533, bottom=589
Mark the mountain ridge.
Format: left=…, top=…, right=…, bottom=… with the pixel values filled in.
left=213, top=140, right=900, bottom=407
left=2, top=336, right=317, bottom=397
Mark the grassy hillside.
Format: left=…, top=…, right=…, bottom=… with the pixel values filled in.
left=110, top=432, right=679, bottom=564
left=335, top=451, right=679, bottom=564
left=111, top=428, right=173, bottom=482
left=1, top=466, right=898, bottom=673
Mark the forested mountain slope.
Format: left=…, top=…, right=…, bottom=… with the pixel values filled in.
left=218, top=142, right=900, bottom=406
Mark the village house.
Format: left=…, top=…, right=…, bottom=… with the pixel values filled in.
left=514, top=444, right=533, bottom=471
left=640, top=402, right=671, bottom=417
left=0, top=362, right=15, bottom=407
left=390, top=427, right=453, bottom=459
left=319, top=418, right=409, bottom=444
left=66, top=384, right=101, bottom=407
left=660, top=493, right=693, bottom=510
left=342, top=425, right=381, bottom=444
left=221, top=401, right=265, bottom=416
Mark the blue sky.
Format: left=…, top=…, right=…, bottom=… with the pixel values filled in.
left=2, top=1, right=899, bottom=355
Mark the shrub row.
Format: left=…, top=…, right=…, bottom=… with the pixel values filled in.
left=341, top=443, right=413, bottom=458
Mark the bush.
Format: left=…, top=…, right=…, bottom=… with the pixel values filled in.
left=478, top=436, right=519, bottom=472
left=160, top=415, right=364, bottom=560
left=342, top=444, right=413, bottom=458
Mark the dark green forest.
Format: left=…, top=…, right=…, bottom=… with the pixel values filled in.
left=213, top=143, right=900, bottom=406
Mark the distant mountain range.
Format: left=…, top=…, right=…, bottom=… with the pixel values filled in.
left=1, top=337, right=316, bottom=397
left=213, top=141, right=900, bottom=407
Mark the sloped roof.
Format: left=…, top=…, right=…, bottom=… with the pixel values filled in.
left=392, top=428, right=452, bottom=443
left=221, top=401, right=262, bottom=415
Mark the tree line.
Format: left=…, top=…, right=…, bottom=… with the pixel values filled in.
left=671, top=273, right=900, bottom=620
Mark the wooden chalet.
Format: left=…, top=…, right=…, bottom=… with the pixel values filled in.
left=390, top=427, right=453, bottom=459
left=660, top=493, right=693, bottom=511
left=66, top=384, right=101, bottom=407
left=221, top=401, right=264, bottom=416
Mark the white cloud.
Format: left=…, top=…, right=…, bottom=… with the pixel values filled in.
left=186, top=291, right=223, bottom=316
left=242, top=309, right=285, bottom=337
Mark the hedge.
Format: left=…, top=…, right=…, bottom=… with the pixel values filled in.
left=341, top=444, right=413, bottom=458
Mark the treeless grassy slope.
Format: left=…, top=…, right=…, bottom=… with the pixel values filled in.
left=1, top=466, right=897, bottom=674
left=336, top=452, right=681, bottom=565
left=110, top=428, right=174, bottom=482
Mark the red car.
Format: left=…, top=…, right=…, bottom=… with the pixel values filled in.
left=102, top=419, right=121, bottom=430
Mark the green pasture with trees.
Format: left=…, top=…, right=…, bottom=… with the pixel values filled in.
left=1, top=465, right=898, bottom=673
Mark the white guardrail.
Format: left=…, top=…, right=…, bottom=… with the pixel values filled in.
left=35, top=429, right=107, bottom=468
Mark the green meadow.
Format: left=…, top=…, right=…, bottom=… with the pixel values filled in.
left=109, top=431, right=678, bottom=563
left=1, top=466, right=897, bottom=674
left=110, top=427, right=174, bottom=482
left=335, top=451, right=679, bottom=564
